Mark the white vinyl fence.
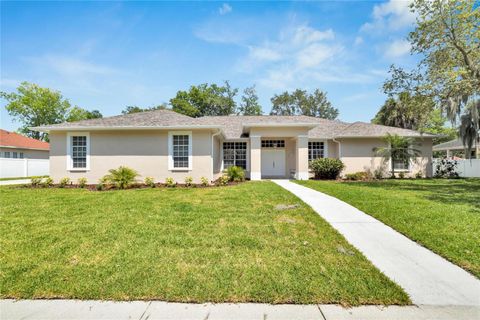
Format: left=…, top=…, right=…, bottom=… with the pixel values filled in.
left=433, top=159, right=480, bottom=178
left=0, top=158, right=49, bottom=178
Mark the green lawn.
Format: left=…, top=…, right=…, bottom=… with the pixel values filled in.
left=296, top=179, right=480, bottom=278
left=0, top=182, right=408, bottom=305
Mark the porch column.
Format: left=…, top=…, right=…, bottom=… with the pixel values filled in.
left=295, top=135, right=309, bottom=180
left=446, top=149, right=451, bottom=158
left=250, top=135, right=261, bottom=180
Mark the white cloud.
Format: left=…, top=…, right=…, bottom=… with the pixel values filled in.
left=218, top=3, right=232, bottom=15
left=242, top=24, right=341, bottom=68
left=296, top=43, right=337, bottom=68
left=384, top=39, right=411, bottom=58
left=354, top=36, right=364, bottom=45
left=27, top=55, right=117, bottom=77
left=361, top=0, right=416, bottom=33
left=232, top=23, right=382, bottom=90
left=248, top=46, right=282, bottom=62
left=289, top=26, right=334, bottom=45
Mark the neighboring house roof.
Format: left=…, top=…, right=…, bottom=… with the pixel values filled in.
left=433, top=138, right=464, bottom=151
left=31, top=109, right=436, bottom=139
left=0, top=129, right=50, bottom=150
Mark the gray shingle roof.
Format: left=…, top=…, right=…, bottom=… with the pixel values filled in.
left=196, top=115, right=350, bottom=139
left=32, top=109, right=209, bottom=129
left=31, top=109, right=435, bottom=139
left=433, top=138, right=464, bottom=151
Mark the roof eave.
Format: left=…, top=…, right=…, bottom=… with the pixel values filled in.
left=242, top=123, right=318, bottom=131
left=0, top=145, right=49, bottom=151
left=29, top=125, right=225, bottom=133
left=334, top=134, right=437, bottom=139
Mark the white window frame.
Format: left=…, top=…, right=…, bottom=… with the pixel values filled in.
left=387, top=142, right=412, bottom=172
left=66, top=132, right=90, bottom=171
left=168, top=131, right=192, bottom=171
left=308, top=139, right=328, bottom=160
left=392, top=158, right=411, bottom=172
left=220, top=139, right=250, bottom=172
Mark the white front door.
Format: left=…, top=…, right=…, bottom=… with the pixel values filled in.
left=261, top=149, right=286, bottom=177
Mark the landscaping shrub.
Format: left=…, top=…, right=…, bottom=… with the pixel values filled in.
left=165, top=177, right=176, bottom=187
left=104, top=166, right=139, bottom=189
left=309, top=158, right=345, bottom=180
left=30, top=176, right=42, bottom=187
left=59, top=177, right=70, bottom=188
left=345, top=172, right=368, bottom=181
left=144, top=177, right=155, bottom=188
left=398, top=172, right=406, bottom=179
left=373, top=167, right=386, bottom=179
left=415, top=171, right=423, bottom=179
left=184, top=176, right=193, bottom=187
left=200, top=177, right=209, bottom=187
left=77, top=177, right=87, bottom=188
left=226, top=166, right=245, bottom=182
left=43, top=177, right=54, bottom=187
left=216, top=175, right=229, bottom=186
left=434, top=158, right=459, bottom=178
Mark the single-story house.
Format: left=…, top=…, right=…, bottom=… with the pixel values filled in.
left=433, top=138, right=478, bottom=159
left=0, top=129, right=49, bottom=159
left=31, top=109, right=435, bottom=183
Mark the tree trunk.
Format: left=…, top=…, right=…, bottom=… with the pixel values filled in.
left=391, top=157, right=395, bottom=178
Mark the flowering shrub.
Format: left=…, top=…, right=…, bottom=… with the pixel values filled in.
left=434, top=158, right=459, bottom=178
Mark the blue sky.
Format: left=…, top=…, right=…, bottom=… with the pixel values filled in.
left=1, top=1, right=419, bottom=131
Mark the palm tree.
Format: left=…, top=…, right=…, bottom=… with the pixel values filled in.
left=374, top=134, right=422, bottom=178
left=458, top=101, right=480, bottom=159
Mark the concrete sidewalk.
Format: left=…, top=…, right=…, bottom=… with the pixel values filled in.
left=2, top=300, right=479, bottom=320
left=273, top=180, right=480, bottom=307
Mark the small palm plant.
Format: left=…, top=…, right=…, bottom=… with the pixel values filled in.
left=374, top=133, right=421, bottom=178
left=104, top=166, right=139, bottom=189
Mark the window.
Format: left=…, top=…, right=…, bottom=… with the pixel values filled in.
left=393, top=159, right=409, bottom=171
left=223, top=142, right=247, bottom=169
left=261, top=140, right=285, bottom=148
left=169, top=132, right=192, bottom=170
left=4, top=152, right=10, bottom=158
left=67, top=133, right=89, bottom=170
left=308, top=141, right=324, bottom=161
left=19, top=153, right=24, bottom=159
left=72, top=136, right=87, bottom=168
left=13, top=152, right=18, bottom=159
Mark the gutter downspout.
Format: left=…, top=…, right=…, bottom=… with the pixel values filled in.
left=211, top=129, right=222, bottom=182
left=332, top=137, right=341, bottom=158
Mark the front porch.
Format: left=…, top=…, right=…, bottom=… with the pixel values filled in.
left=241, top=123, right=322, bottom=180
left=249, top=135, right=310, bottom=180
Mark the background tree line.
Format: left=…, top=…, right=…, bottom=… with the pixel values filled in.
left=2, top=80, right=338, bottom=141
left=371, top=0, right=479, bottom=154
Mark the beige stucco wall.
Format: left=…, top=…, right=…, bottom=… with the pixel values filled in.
left=0, top=147, right=49, bottom=159
left=327, top=140, right=338, bottom=158
left=212, top=134, right=222, bottom=179
left=49, top=130, right=214, bottom=184
left=338, top=137, right=433, bottom=178
left=285, top=138, right=296, bottom=178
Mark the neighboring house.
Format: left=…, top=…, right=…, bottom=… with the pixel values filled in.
left=0, top=129, right=49, bottom=159
left=31, top=109, right=435, bottom=183
left=433, top=138, right=478, bottom=159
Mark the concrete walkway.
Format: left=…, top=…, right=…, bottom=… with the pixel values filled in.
left=2, top=300, right=479, bottom=320
left=273, top=180, right=480, bottom=307
left=0, top=179, right=30, bottom=186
